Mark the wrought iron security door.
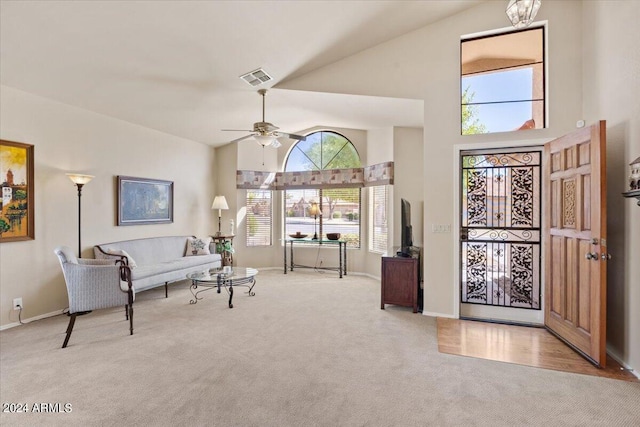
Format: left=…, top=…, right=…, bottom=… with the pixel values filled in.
left=461, top=150, right=541, bottom=309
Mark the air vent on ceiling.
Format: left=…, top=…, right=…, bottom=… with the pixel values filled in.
left=239, top=68, right=273, bottom=87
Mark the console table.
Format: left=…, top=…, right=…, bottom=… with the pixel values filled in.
left=284, top=238, right=347, bottom=278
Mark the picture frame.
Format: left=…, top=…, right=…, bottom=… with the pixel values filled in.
left=117, top=176, right=173, bottom=226
left=1, top=140, right=35, bottom=242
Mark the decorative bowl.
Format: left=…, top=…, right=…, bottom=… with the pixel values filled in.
left=289, top=233, right=308, bottom=239
left=326, top=233, right=341, bottom=240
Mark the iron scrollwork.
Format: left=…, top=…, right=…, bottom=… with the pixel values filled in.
left=461, top=151, right=541, bottom=310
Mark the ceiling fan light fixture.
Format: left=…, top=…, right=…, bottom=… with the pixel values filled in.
left=506, top=0, right=541, bottom=29
left=254, top=134, right=277, bottom=147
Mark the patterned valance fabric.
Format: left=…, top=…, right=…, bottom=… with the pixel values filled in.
left=237, top=161, right=394, bottom=190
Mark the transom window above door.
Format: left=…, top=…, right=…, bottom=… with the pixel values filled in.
left=461, top=26, right=545, bottom=135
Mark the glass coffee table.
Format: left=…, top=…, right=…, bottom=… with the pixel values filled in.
left=187, top=267, right=258, bottom=308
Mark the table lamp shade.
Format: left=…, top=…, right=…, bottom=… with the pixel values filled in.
left=211, top=196, right=229, bottom=211
left=309, top=202, right=322, bottom=217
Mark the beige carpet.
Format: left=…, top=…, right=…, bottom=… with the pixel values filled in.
left=1, top=270, right=639, bottom=426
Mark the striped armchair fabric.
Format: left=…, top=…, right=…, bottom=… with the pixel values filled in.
left=54, top=246, right=135, bottom=348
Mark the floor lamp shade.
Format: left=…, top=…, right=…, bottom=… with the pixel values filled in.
left=212, top=196, right=229, bottom=235
left=66, top=173, right=94, bottom=258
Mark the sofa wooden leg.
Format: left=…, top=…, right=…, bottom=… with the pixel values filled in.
left=62, top=313, right=77, bottom=348
left=165, top=282, right=168, bottom=298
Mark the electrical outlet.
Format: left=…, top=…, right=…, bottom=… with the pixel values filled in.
left=13, top=297, right=23, bottom=310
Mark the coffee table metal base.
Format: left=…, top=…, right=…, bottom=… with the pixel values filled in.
left=189, top=275, right=256, bottom=308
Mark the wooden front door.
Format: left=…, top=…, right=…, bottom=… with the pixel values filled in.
left=543, top=121, right=607, bottom=367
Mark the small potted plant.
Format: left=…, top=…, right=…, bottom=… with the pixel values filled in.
left=216, top=240, right=235, bottom=255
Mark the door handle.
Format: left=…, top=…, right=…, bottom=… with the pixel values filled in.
left=585, top=252, right=599, bottom=260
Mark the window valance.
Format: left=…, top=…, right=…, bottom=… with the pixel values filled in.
left=236, top=161, right=394, bottom=190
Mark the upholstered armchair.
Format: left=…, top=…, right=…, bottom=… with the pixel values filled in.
left=54, top=246, right=134, bottom=348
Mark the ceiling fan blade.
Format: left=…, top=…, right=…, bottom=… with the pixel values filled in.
left=222, top=129, right=253, bottom=132
left=276, top=132, right=306, bottom=141
left=228, top=134, right=255, bottom=144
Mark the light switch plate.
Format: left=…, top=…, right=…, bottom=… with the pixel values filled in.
left=431, top=224, right=451, bottom=233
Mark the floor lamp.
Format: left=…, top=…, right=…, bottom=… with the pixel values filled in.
left=309, top=201, right=322, bottom=240
left=211, top=195, right=229, bottom=236
left=66, top=173, right=94, bottom=258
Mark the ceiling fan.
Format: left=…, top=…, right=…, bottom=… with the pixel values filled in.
left=222, top=89, right=306, bottom=148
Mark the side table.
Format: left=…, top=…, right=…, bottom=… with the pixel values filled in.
left=212, top=234, right=234, bottom=266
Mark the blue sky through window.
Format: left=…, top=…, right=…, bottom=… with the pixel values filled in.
left=462, top=68, right=534, bottom=133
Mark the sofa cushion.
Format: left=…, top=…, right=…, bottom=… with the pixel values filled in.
left=130, top=254, right=220, bottom=280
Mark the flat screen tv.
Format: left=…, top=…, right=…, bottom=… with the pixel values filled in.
left=398, top=198, right=413, bottom=257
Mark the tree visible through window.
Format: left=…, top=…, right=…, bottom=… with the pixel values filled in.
left=284, top=131, right=361, bottom=247
left=461, top=26, right=545, bottom=134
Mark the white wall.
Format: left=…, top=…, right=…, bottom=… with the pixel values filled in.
left=0, top=86, right=216, bottom=327
left=279, top=0, right=640, bottom=370
left=282, top=0, right=582, bottom=314
left=393, top=127, right=424, bottom=250
left=581, top=0, right=640, bottom=371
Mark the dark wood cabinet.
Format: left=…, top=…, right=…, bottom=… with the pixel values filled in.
left=381, top=256, right=420, bottom=313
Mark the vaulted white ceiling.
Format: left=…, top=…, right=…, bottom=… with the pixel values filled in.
left=0, top=0, right=483, bottom=147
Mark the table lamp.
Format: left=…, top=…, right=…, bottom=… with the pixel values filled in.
left=309, top=201, right=322, bottom=240
left=211, top=196, right=229, bottom=236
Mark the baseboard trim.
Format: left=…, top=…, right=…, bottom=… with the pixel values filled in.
left=606, top=346, right=638, bottom=379
left=1, top=309, right=63, bottom=331
left=256, top=266, right=282, bottom=271
left=259, top=266, right=379, bottom=280
left=422, top=311, right=456, bottom=319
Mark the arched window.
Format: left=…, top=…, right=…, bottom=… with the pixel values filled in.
left=284, top=131, right=361, bottom=247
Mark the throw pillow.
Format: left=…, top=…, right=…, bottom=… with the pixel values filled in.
left=107, top=248, right=138, bottom=268
left=186, top=237, right=212, bottom=256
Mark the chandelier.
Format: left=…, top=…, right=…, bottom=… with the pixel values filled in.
left=506, top=0, right=541, bottom=29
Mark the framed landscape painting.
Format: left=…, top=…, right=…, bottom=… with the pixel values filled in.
left=117, top=176, right=173, bottom=226
left=0, top=140, right=35, bottom=242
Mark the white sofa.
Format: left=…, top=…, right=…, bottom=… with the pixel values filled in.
left=94, top=235, right=221, bottom=296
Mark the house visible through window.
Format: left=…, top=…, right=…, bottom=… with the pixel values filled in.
left=461, top=26, right=545, bottom=135
left=284, top=131, right=361, bottom=248
left=246, top=190, right=272, bottom=247
left=369, top=185, right=388, bottom=254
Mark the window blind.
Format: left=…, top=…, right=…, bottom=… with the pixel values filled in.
left=369, top=185, right=388, bottom=254
left=246, top=190, right=272, bottom=247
